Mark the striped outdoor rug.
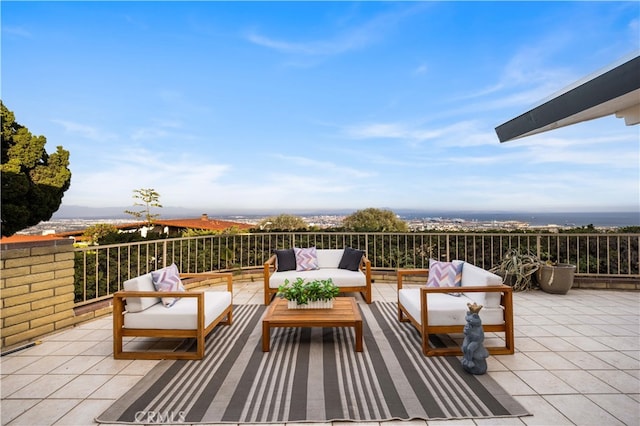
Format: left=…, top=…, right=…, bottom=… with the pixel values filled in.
left=97, top=302, right=529, bottom=424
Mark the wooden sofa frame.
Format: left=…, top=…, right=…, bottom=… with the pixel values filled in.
left=263, top=253, right=372, bottom=305
left=113, top=272, right=233, bottom=360
left=397, top=268, right=514, bottom=356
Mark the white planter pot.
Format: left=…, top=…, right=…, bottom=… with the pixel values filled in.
left=287, top=299, right=334, bottom=309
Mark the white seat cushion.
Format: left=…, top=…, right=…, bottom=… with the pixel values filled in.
left=399, top=288, right=504, bottom=326
left=269, top=268, right=366, bottom=289
left=124, top=290, right=232, bottom=330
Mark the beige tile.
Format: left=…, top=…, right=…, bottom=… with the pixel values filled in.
left=0, top=356, right=41, bottom=374
left=551, top=370, right=619, bottom=394
left=543, top=394, right=625, bottom=426
left=49, top=355, right=105, bottom=375
left=557, top=350, right=617, bottom=370
left=53, top=398, right=114, bottom=425
left=589, top=369, right=640, bottom=394
left=586, top=393, right=640, bottom=426
left=591, top=350, right=640, bottom=369
left=6, top=398, right=80, bottom=426
left=0, top=399, right=41, bottom=424
left=525, top=352, right=578, bottom=370
left=494, top=353, right=543, bottom=371
left=534, top=336, right=581, bottom=352
left=474, top=416, right=527, bottom=425
left=50, top=374, right=112, bottom=399
left=15, top=355, right=74, bottom=375
left=0, top=374, right=41, bottom=397
left=9, top=374, right=75, bottom=399
left=515, top=395, right=572, bottom=425
left=486, top=371, right=536, bottom=396
left=89, top=374, right=145, bottom=399
left=562, top=336, right=614, bottom=351
left=514, top=371, right=576, bottom=394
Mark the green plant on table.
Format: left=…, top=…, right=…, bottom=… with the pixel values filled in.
left=277, top=278, right=340, bottom=305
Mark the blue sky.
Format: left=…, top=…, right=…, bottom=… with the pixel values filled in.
left=3, top=1, right=639, bottom=215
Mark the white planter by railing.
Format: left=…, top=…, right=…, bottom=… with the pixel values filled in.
left=287, top=299, right=334, bottom=309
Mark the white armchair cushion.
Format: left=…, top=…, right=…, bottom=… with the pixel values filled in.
left=460, top=263, right=503, bottom=307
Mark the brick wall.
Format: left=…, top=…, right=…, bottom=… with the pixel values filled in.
left=1, top=238, right=76, bottom=350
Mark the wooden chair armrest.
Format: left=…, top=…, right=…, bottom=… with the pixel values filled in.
left=180, top=272, right=233, bottom=292
left=264, top=254, right=277, bottom=273
left=397, top=268, right=429, bottom=290
left=360, top=255, right=371, bottom=271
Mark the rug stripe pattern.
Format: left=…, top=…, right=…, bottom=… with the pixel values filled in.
left=97, top=302, right=528, bottom=424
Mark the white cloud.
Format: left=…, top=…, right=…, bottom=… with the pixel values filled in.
left=52, top=119, right=118, bottom=142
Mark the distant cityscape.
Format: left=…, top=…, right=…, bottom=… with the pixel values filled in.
left=18, top=211, right=639, bottom=236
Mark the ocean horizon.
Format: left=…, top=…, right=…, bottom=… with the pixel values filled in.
left=51, top=207, right=639, bottom=228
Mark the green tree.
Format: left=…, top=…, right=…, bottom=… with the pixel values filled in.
left=1, top=101, right=72, bottom=237
left=82, top=223, right=119, bottom=245
left=342, top=208, right=408, bottom=232
left=124, top=188, right=162, bottom=225
left=257, top=214, right=308, bottom=231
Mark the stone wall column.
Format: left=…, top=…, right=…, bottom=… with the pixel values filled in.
left=1, top=238, right=76, bottom=350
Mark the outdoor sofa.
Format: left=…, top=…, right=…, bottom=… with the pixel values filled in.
left=263, top=247, right=372, bottom=305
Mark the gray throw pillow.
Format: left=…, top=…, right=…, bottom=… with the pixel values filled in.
left=338, top=247, right=365, bottom=271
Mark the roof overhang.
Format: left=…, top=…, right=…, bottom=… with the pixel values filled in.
left=495, top=54, right=640, bottom=143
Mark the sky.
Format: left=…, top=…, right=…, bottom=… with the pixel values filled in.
left=2, top=1, right=640, bottom=215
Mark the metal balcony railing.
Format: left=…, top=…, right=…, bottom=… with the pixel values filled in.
left=73, top=232, right=640, bottom=306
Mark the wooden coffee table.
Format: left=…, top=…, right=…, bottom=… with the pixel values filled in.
left=262, top=297, right=363, bottom=352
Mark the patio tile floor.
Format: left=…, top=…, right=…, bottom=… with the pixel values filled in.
left=1, top=281, right=638, bottom=425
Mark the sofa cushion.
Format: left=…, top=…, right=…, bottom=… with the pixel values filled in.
left=275, top=249, right=296, bottom=271
left=151, top=263, right=185, bottom=307
left=339, top=247, right=365, bottom=271
left=460, top=262, right=502, bottom=307
left=123, top=290, right=232, bottom=330
left=316, top=249, right=344, bottom=269
left=399, top=288, right=504, bottom=326
left=268, top=268, right=366, bottom=289
left=123, top=273, right=160, bottom=312
left=294, top=247, right=319, bottom=271
left=426, top=259, right=463, bottom=295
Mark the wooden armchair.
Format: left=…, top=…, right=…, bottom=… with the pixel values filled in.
left=113, top=271, right=233, bottom=360
left=397, top=266, right=514, bottom=356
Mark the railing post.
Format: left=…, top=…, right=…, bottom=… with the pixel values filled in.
left=162, top=240, right=167, bottom=268
left=536, top=235, right=541, bottom=259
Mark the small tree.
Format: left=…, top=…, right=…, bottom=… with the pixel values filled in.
left=1, top=101, right=72, bottom=236
left=124, top=188, right=162, bottom=225
left=257, top=214, right=308, bottom=231
left=342, top=208, right=408, bottom=232
left=83, top=223, right=119, bottom=245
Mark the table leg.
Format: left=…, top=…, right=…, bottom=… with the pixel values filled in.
left=262, top=321, right=270, bottom=352
left=355, top=320, right=363, bottom=352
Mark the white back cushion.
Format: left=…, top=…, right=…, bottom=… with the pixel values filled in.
left=460, top=263, right=502, bottom=307
left=123, top=273, right=161, bottom=312
left=316, top=249, right=344, bottom=269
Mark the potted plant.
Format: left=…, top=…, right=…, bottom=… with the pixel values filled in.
left=277, top=278, right=340, bottom=309
left=535, top=253, right=576, bottom=295
left=490, top=248, right=540, bottom=291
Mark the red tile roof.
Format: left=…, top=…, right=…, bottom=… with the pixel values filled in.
left=153, top=216, right=253, bottom=231
left=0, top=234, right=68, bottom=243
